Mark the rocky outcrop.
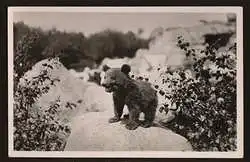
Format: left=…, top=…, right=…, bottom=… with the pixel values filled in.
left=65, top=111, right=192, bottom=151
left=20, top=58, right=111, bottom=123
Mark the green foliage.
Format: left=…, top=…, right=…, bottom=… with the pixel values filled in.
left=157, top=36, right=236, bottom=151
left=14, top=60, right=71, bottom=151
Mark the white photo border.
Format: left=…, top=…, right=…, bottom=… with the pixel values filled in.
left=8, top=6, right=244, bottom=158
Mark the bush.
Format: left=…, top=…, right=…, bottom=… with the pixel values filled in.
left=156, top=36, right=236, bottom=151
left=14, top=29, right=48, bottom=87
left=14, top=59, right=72, bottom=151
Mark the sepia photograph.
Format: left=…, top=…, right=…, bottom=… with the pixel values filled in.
left=8, top=7, right=243, bottom=158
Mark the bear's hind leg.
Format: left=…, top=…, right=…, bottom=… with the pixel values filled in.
left=141, top=98, right=157, bottom=128
left=141, top=109, right=156, bottom=128
left=125, top=108, right=140, bottom=130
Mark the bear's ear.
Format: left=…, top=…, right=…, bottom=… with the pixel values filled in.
left=121, top=64, right=131, bottom=75
left=102, top=64, right=110, bottom=72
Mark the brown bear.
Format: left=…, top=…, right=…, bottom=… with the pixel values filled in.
left=101, top=64, right=158, bottom=130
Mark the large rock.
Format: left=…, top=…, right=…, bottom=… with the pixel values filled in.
left=20, top=58, right=112, bottom=124
left=65, top=111, right=192, bottom=151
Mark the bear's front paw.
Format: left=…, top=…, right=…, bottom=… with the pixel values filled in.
left=123, top=114, right=129, bottom=119
left=120, top=114, right=130, bottom=125
left=125, top=121, right=139, bottom=130
left=108, top=116, right=120, bottom=123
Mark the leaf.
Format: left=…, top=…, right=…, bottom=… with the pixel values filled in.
left=215, top=138, right=220, bottom=144
left=159, top=90, right=165, bottom=96
left=207, top=130, right=212, bottom=137
left=199, top=115, right=206, bottom=122
left=199, top=127, right=205, bottom=133
left=208, top=120, right=213, bottom=127
left=212, top=147, right=219, bottom=151
left=179, top=125, right=184, bottom=129
left=159, top=106, right=164, bottom=113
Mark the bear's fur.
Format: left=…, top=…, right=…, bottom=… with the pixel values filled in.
left=101, top=64, right=158, bottom=130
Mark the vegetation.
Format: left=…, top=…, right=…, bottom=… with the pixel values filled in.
left=14, top=22, right=149, bottom=72
left=14, top=58, right=71, bottom=151
left=155, top=36, right=236, bottom=151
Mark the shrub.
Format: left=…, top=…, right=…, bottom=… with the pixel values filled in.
left=14, top=29, right=47, bottom=88
left=156, top=36, right=236, bottom=151
left=13, top=59, right=71, bottom=151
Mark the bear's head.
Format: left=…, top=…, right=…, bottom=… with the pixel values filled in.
left=101, top=64, right=131, bottom=93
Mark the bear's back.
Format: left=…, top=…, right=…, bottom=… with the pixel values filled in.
left=128, top=79, right=157, bottom=104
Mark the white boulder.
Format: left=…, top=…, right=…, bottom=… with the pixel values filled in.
left=65, top=111, right=192, bottom=151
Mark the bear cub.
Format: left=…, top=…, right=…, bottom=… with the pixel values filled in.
left=101, top=64, right=158, bottom=130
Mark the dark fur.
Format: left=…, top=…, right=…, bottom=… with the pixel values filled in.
left=101, top=64, right=158, bottom=130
